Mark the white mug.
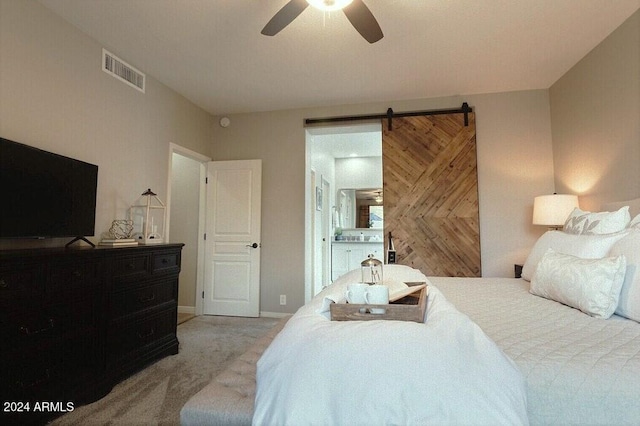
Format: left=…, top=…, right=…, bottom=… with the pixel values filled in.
left=364, top=285, right=389, bottom=314
left=345, top=283, right=369, bottom=304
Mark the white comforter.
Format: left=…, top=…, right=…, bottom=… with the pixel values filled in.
left=253, top=266, right=528, bottom=425
left=432, top=277, right=640, bottom=426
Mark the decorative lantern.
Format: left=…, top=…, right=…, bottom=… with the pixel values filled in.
left=129, top=188, right=166, bottom=245
left=361, top=254, right=383, bottom=285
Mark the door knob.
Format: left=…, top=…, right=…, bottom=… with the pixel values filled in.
left=246, top=243, right=259, bottom=248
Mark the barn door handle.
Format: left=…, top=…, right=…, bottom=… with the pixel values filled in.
left=246, top=243, right=259, bottom=248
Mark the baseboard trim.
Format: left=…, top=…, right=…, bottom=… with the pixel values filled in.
left=177, top=309, right=290, bottom=318
left=178, top=305, right=196, bottom=314
left=260, top=311, right=292, bottom=318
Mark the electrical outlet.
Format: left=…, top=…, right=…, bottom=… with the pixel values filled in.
left=280, top=295, right=286, bottom=305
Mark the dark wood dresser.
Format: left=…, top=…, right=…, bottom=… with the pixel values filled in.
left=0, top=243, right=182, bottom=424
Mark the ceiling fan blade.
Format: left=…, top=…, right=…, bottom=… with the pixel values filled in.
left=343, top=0, right=383, bottom=43
left=262, top=0, right=309, bottom=36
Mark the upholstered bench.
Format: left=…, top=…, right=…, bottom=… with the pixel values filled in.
left=180, top=316, right=290, bottom=425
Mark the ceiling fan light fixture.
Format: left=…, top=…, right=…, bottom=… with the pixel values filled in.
left=306, top=0, right=353, bottom=12
left=263, top=0, right=382, bottom=44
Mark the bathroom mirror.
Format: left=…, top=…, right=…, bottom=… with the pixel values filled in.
left=337, top=188, right=383, bottom=229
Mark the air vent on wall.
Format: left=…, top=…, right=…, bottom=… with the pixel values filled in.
left=102, top=48, right=145, bottom=93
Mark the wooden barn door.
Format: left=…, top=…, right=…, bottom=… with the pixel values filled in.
left=383, top=113, right=481, bottom=277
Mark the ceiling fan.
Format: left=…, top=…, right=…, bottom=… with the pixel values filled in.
left=262, top=0, right=383, bottom=44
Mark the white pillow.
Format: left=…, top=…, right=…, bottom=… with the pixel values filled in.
left=608, top=229, right=640, bottom=321
left=629, top=214, right=640, bottom=229
left=563, top=206, right=630, bottom=235
left=521, top=230, right=628, bottom=281
left=530, top=249, right=626, bottom=319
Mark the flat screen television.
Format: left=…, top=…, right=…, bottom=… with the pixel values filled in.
left=0, top=137, right=98, bottom=241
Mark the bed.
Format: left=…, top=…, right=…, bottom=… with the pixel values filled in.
left=252, top=266, right=528, bottom=425
left=181, top=199, right=640, bottom=425
left=433, top=277, right=640, bottom=425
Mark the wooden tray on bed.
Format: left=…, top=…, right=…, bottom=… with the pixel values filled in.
left=330, top=283, right=428, bottom=323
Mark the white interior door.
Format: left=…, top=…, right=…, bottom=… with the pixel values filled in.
left=204, top=160, right=261, bottom=317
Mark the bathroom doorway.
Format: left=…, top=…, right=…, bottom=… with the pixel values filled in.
left=304, top=123, right=382, bottom=302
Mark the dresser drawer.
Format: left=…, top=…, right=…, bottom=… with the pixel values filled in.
left=45, top=294, right=97, bottom=337
left=152, top=251, right=180, bottom=274
left=47, top=260, right=98, bottom=296
left=112, top=253, right=150, bottom=283
left=110, top=278, right=177, bottom=320
left=1, top=305, right=95, bottom=354
left=1, top=334, right=98, bottom=401
left=0, top=312, right=57, bottom=350
left=106, top=309, right=177, bottom=365
left=1, top=351, right=58, bottom=399
left=0, top=267, right=44, bottom=312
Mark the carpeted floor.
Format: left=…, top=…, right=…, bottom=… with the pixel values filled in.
left=50, top=315, right=281, bottom=425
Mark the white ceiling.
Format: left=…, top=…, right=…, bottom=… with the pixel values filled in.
left=38, top=0, right=639, bottom=116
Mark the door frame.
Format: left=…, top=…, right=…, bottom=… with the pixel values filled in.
left=309, top=168, right=318, bottom=301
left=320, top=175, right=331, bottom=294
left=308, top=168, right=331, bottom=298
left=167, top=143, right=211, bottom=317
left=304, top=138, right=313, bottom=303
left=304, top=123, right=382, bottom=302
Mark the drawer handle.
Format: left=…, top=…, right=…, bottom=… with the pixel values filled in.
left=19, top=319, right=55, bottom=336
left=137, top=327, right=155, bottom=339
left=0, top=278, right=7, bottom=289
left=138, top=293, right=156, bottom=303
left=126, top=263, right=136, bottom=270
left=72, top=270, right=82, bottom=278
left=161, top=258, right=169, bottom=264
left=16, top=369, right=51, bottom=389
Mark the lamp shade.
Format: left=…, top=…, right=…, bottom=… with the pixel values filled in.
left=533, top=194, right=579, bottom=226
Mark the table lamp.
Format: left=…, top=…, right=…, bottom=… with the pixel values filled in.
left=533, top=194, right=579, bottom=230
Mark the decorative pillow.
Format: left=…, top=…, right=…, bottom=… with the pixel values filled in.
left=530, top=249, right=626, bottom=319
left=608, top=229, right=640, bottom=321
left=521, top=230, right=628, bottom=281
left=563, top=206, right=630, bottom=235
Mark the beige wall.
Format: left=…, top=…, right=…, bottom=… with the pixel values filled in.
left=550, top=10, right=640, bottom=211
left=0, top=0, right=214, bottom=251
left=213, top=90, right=555, bottom=313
